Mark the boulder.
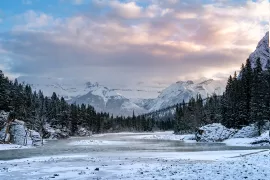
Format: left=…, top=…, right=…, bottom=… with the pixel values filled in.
left=233, top=124, right=259, bottom=138
left=29, top=130, right=42, bottom=146
left=43, top=123, right=69, bottom=139
left=195, top=123, right=236, bottom=142
left=77, top=127, right=92, bottom=137
left=10, top=120, right=32, bottom=146
left=251, top=131, right=270, bottom=145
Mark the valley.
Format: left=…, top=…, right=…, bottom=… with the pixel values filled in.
left=0, top=1, right=269, bottom=179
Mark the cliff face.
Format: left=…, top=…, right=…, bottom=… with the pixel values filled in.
left=249, top=31, right=269, bottom=69
left=0, top=111, right=42, bottom=146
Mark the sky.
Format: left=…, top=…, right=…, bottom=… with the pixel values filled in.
left=0, top=0, right=269, bottom=87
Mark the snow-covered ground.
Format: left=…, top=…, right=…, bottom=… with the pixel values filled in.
left=0, top=149, right=269, bottom=180
left=0, top=131, right=269, bottom=180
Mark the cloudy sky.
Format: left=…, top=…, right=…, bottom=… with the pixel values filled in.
left=0, top=0, right=269, bottom=86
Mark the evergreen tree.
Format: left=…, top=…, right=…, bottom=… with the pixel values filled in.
left=250, top=58, right=265, bottom=135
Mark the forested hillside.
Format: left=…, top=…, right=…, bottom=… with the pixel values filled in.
left=174, top=58, right=270, bottom=134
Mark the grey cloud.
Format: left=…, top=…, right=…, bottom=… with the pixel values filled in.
left=0, top=0, right=267, bottom=86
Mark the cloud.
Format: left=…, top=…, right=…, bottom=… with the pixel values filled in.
left=109, top=1, right=142, bottom=19
left=0, top=0, right=269, bottom=86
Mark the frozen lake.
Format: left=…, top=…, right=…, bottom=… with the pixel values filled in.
left=0, top=132, right=263, bottom=161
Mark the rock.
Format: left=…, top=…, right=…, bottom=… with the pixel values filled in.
left=233, top=121, right=270, bottom=138
left=10, top=120, right=32, bottom=146
left=0, top=112, right=42, bottom=146
left=94, top=168, right=99, bottom=171
left=0, top=111, right=9, bottom=142
left=77, top=127, right=92, bottom=137
left=233, top=124, right=259, bottom=138
left=29, top=130, right=42, bottom=146
left=43, top=124, right=69, bottom=139
left=195, top=123, right=236, bottom=142
left=0, top=111, right=9, bottom=124
left=251, top=131, right=270, bottom=145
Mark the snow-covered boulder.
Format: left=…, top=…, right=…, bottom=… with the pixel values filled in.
left=29, top=130, right=42, bottom=146
left=43, top=124, right=69, bottom=139
left=195, top=123, right=236, bottom=142
left=232, top=122, right=270, bottom=139
left=77, top=127, right=92, bottom=137
left=251, top=131, right=270, bottom=146
left=233, top=124, right=259, bottom=138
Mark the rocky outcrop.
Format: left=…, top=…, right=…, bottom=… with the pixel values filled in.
left=43, top=124, right=70, bottom=139
left=77, top=127, right=92, bottom=137
left=249, top=31, right=269, bottom=70
left=195, top=123, right=236, bottom=142
left=196, top=122, right=269, bottom=145
left=0, top=111, right=42, bottom=146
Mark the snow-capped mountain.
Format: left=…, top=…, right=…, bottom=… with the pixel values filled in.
left=17, top=76, right=95, bottom=100
left=249, top=31, right=269, bottom=69
left=148, top=78, right=226, bottom=112
left=18, top=75, right=226, bottom=116
left=18, top=76, right=148, bottom=116
left=68, top=83, right=147, bottom=116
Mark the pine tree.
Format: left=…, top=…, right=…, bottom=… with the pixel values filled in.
left=250, top=58, right=265, bottom=135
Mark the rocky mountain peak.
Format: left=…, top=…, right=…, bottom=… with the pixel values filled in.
left=249, top=31, right=269, bottom=69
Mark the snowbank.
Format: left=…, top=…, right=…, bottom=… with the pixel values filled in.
left=195, top=123, right=236, bottom=142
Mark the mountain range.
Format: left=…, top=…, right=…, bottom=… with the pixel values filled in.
left=18, top=76, right=226, bottom=116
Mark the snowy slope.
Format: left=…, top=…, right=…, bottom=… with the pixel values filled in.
left=148, top=78, right=226, bottom=111
left=249, top=31, right=269, bottom=69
